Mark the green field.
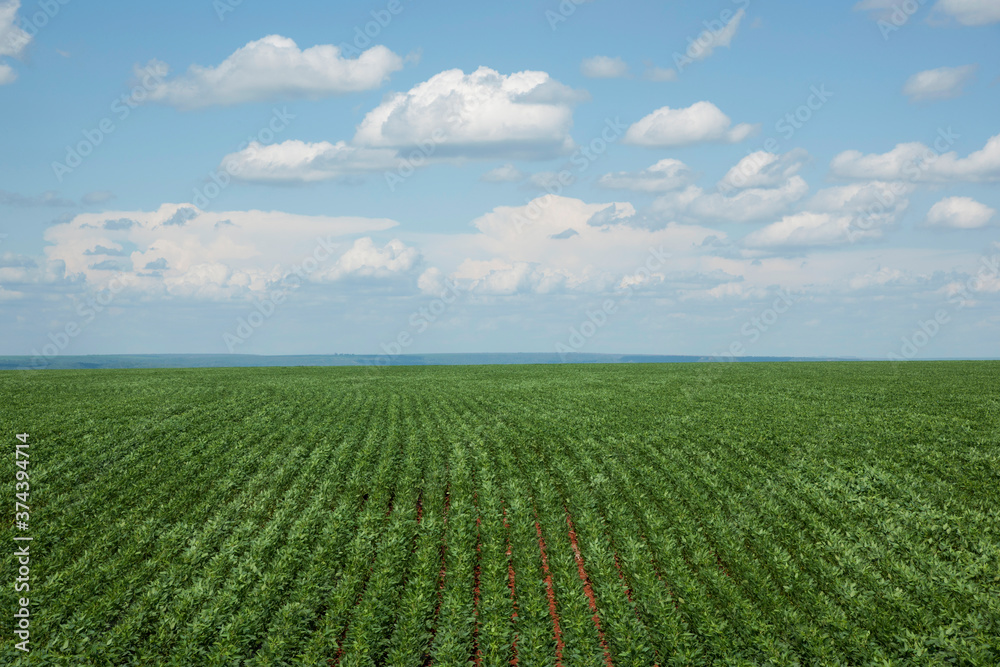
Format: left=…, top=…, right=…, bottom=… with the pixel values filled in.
left=2, top=362, right=999, bottom=666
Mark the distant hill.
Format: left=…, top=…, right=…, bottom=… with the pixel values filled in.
left=0, top=353, right=853, bottom=371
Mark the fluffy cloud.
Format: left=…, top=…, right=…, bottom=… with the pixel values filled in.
left=314, top=238, right=419, bottom=282
left=141, top=35, right=404, bottom=109
left=655, top=177, right=809, bottom=224
left=0, top=0, right=29, bottom=85
left=43, top=203, right=400, bottom=299
left=924, top=196, right=996, bottom=229
left=830, top=132, right=1000, bottom=183
left=623, top=101, right=756, bottom=147
left=415, top=195, right=722, bottom=297
left=931, top=0, right=1000, bottom=25
left=353, top=66, right=585, bottom=159
left=221, top=140, right=400, bottom=183
left=598, top=159, right=694, bottom=193
left=0, top=1, right=29, bottom=58
left=742, top=181, right=914, bottom=247
left=580, top=56, right=629, bottom=78
left=480, top=164, right=526, bottom=183
left=718, top=149, right=808, bottom=190
left=902, top=65, right=977, bottom=102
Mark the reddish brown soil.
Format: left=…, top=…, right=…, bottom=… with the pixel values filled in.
left=565, top=513, right=614, bottom=667
left=535, top=520, right=565, bottom=667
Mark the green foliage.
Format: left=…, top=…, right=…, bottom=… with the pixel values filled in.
left=1, top=361, right=998, bottom=665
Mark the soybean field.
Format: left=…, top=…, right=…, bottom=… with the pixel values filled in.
left=1, top=361, right=999, bottom=666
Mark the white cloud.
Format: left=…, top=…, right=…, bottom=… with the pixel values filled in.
left=902, top=65, right=977, bottom=102
left=222, top=140, right=400, bottom=183
left=598, top=159, right=694, bottom=193
left=742, top=181, right=914, bottom=247
left=353, top=66, right=584, bottom=160
left=580, top=55, right=629, bottom=78
left=687, top=8, right=746, bottom=62
left=481, top=164, right=526, bottom=183
left=624, top=101, right=757, bottom=147
left=643, top=66, right=677, bottom=82
left=655, top=177, right=809, bottom=223
left=0, top=62, right=14, bottom=85
left=830, top=133, right=1000, bottom=183
left=718, top=149, right=808, bottom=190
left=314, top=237, right=419, bottom=282
left=43, top=203, right=399, bottom=300
left=141, top=35, right=404, bottom=109
left=931, top=0, right=1000, bottom=25
left=924, top=196, right=996, bottom=229
left=0, top=1, right=29, bottom=59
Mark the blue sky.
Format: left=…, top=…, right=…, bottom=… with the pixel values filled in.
left=1, top=0, right=999, bottom=361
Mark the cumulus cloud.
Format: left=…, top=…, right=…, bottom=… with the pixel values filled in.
left=222, top=140, right=400, bottom=183
left=43, top=203, right=399, bottom=300
left=830, top=132, right=1000, bottom=183
left=580, top=55, right=629, bottom=78
left=930, top=0, right=1000, bottom=25
left=924, top=196, right=996, bottom=228
left=903, top=65, right=977, bottom=102
left=624, top=101, right=757, bottom=147
left=742, top=181, right=915, bottom=247
left=353, top=66, right=585, bottom=159
left=481, top=164, right=526, bottom=183
left=140, top=35, right=404, bottom=109
left=0, top=1, right=30, bottom=66
left=718, top=149, right=808, bottom=191
left=655, top=177, right=809, bottom=224
left=414, top=195, right=722, bottom=297
left=314, top=237, right=419, bottom=282
left=598, top=159, right=694, bottom=193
